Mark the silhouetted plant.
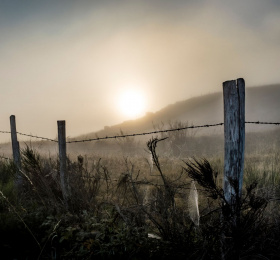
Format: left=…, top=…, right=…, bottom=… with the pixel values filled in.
left=1, top=140, right=280, bottom=259
left=184, top=158, right=271, bottom=259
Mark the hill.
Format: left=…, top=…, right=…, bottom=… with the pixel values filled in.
left=73, top=84, right=280, bottom=140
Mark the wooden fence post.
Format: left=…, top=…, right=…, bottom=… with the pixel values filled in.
left=57, top=120, right=68, bottom=205
left=10, top=115, right=22, bottom=187
left=223, top=78, right=245, bottom=205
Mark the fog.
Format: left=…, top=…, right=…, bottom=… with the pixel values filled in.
left=1, top=0, right=280, bottom=143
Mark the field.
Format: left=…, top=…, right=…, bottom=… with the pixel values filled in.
left=0, top=127, right=280, bottom=259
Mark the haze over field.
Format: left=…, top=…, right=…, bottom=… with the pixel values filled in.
left=1, top=0, right=280, bottom=143
left=76, top=84, right=280, bottom=140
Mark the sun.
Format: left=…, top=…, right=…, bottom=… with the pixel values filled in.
left=118, top=89, right=146, bottom=118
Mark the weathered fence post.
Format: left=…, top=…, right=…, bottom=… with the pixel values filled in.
left=223, top=78, right=245, bottom=205
left=57, top=120, right=68, bottom=206
left=10, top=115, right=22, bottom=187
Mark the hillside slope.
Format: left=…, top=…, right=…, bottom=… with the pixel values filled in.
left=73, top=84, right=280, bottom=140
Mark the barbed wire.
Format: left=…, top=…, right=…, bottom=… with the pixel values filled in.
left=16, top=132, right=58, bottom=142
left=0, top=130, right=58, bottom=142
left=0, top=130, right=11, bottom=134
left=245, top=121, right=280, bottom=125
left=0, top=121, right=280, bottom=144
left=67, top=123, right=224, bottom=143
left=66, top=121, right=280, bottom=143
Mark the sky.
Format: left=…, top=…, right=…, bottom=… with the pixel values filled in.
left=1, top=0, right=280, bottom=143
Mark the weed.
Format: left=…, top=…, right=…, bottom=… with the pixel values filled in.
left=0, top=139, right=279, bottom=259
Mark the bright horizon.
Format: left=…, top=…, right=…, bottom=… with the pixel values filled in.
left=1, top=0, right=280, bottom=143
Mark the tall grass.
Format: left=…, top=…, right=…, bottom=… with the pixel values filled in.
left=0, top=138, right=280, bottom=259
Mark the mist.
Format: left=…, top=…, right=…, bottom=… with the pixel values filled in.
left=0, top=0, right=280, bottom=143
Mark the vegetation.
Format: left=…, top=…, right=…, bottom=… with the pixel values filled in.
left=1, top=131, right=280, bottom=259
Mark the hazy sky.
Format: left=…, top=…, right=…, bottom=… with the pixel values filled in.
left=1, top=0, right=280, bottom=142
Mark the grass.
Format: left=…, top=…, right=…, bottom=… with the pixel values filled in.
left=0, top=133, right=280, bottom=259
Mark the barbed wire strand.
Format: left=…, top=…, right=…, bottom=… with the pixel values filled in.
left=0, top=121, right=280, bottom=143
left=246, top=121, right=280, bottom=125
left=67, top=123, right=224, bottom=143
left=16, top=132, right=57, bottom=142
left=0, top=130, right=58, bottom=142
left=0, top=130, right=11, bottom=134
left=66, top=121, right=280, bottom=143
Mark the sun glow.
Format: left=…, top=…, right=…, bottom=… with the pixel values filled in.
left=118, top=89, right=146, bottom=118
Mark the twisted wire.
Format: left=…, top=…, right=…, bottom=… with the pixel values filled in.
left=245, top=121, right=280, bottom=125
left=0, top=121, right=279, bottom=144
left=67, top=123, right=224, bottom=143
left=0, top=130, right=11, bottom=134
left=16, top=132, right=57, bottom=142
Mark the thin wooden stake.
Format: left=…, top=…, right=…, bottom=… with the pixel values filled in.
left=223, top=78, right=245, bottom=204
left=10, top=115, right=22, bottom=187
left=57, top=120, right=68, bottom=205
